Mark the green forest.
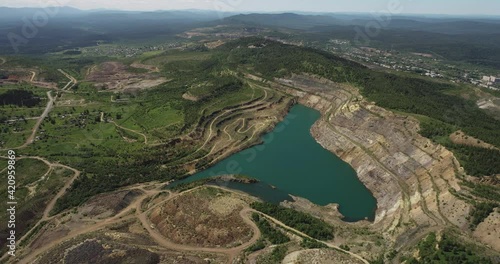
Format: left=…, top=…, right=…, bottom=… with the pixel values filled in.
left=252, top=213, right=290, bottom=245
left=0, top=89, right=41, bottom=107
left=251, top=202, right=334, bottom=241
left=216, top=37, right=500, bottom=176
left=406, top=232, right=492, bottom=264
left=469, top=202, right=498, bottom=229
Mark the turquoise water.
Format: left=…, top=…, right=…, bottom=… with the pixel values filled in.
left=178, top=104, right=377, bottom=222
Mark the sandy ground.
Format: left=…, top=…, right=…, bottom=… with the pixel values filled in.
left=473, top=209, right=500, bottom=252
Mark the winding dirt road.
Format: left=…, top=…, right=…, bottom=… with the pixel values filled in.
left=246, top=208, right=370, bottom=264
left=0, top=90, right=54, bottom=151
left=6, top=174, right=371, bottom=264
left=194, top=89, right=268, bottom=155
left=2, top=71, right=372, bottom=264
left=58, top=69, right=78, bottom=90
left=110, top=120, right=148, bottom=144
left=136, top=195, right=262, bottom=262
left=14, top=184, right=261, bottom=263
left=2, top=68, right=81, bottom=151
left=41, top=163, right=80, bottom=219
left=29, top=71, right=36, bottom=82
left=0, top=156, right=81, bottom=263
left=13, top=91, right=55, bottom=150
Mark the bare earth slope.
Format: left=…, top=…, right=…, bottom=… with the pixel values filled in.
left=269, top=74, right=477, bottom=249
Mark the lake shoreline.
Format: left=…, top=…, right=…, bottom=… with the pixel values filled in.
left=174, top=103, right=378, bottom=222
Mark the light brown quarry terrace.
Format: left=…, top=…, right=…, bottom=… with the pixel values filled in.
left=264, top=73, right=497, bottom=254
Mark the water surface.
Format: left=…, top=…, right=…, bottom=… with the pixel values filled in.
left=179, top=104, right=377, bottom=222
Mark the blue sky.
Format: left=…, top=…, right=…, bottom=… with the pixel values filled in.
left=1, top=0, right=499, bottom=15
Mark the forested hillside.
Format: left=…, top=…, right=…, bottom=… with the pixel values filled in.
left=216, top=38, right=500, bottom=176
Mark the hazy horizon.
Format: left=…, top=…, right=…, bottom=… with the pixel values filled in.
left=0, top=0, right=499, bottom=16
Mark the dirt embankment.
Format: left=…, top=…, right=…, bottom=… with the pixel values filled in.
left=149, top=188, right=255, bottom=248
left=450, top=130, right=498, bottom=150
left=473, top=209, right=500, bottom=252
left=271, top=74, right=472, bottom=244
left=283, top=248, right=365, bottom=264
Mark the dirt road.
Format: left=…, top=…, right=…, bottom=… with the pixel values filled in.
left=15, top=188, right=149, bottom=264
left=28, top=91, right=54, bottom=144
left=41, top=164, right=80, bottom=219
left=136, top=188, right=262, bottom=263
left=12, top=184, right=262, bottom=264
left=110, top=120, right=148, bottom=144
left=244, top=208, right=370, bottom=264
left=15, top=91, right=55, bottom=149
left=0, top=156, right=82, bottom=263
left=0, top=91, right=56, bottom=151
left=30, top=71, right=36, bottom=82
left=7, top=179, right=369, bottom=264
left=195, top=89, right=268, bottom=155
left=58, top=69, right=78, bottom=90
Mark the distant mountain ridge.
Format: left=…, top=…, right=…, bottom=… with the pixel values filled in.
left=224, top=13, right=346, bottom=29
left=223, top=12, right=500, bottom=35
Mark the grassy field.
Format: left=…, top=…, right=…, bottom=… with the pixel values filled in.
left=143, top=50, right=213, bottom=66
left=0, top=120, right=37, bottom=149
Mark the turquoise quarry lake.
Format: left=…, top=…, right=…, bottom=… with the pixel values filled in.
left=177, top=104, right=377, bottom=222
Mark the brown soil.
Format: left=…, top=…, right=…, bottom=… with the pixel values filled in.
left=205, top=40, right=226, bottom=49
left=283, top=249, right=365, bottom=264
left=130, top=62, right=159, bottom=72
left=473, top=209, right=500, bottom=252
left=30, top=225, right=70, bottom=251
left=149, top=187, right=254, bottom=248
left=450, top=130, right=498, bottom=150
left=32, top=220, right=228, bottom=264
left=86, top=61, right=167, bottom=92
left=79, top=189, right=143, bottom=219
left=0, top=68, right=56, bottom=89
left=183, top=92, right=200, bottom=102
left=36, top=238, right=160, bottom=264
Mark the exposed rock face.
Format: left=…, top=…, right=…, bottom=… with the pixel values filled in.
left=271, top=74, right=472, bottom=243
